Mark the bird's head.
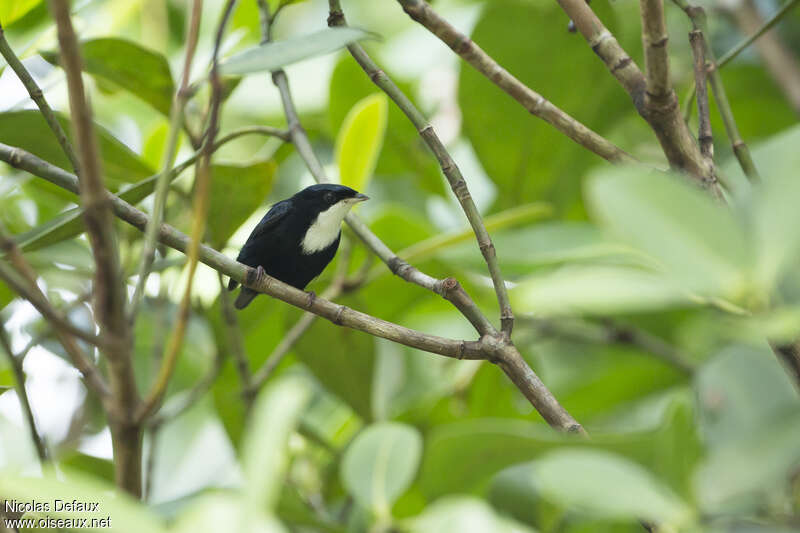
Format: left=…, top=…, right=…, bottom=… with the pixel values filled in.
left=294, top=184, right=369, bottom=214
left=294, top=184, right=369, bottom=253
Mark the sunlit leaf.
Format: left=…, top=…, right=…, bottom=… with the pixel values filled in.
left=335, top=93, right=388, bottom=193
left=221, top=27, right=373, bottom=75
left=42, top=38, right=175, bottom=115
left=341, top=422, right=422, bottom=517
left=0, top=110, right=154, bottom=191
left=0, top=0, right=42, bottom=25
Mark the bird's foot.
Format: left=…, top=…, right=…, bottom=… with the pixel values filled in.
left=250, top=265, right=267, bottom=290
left=306, top=290, right=317, bottom=309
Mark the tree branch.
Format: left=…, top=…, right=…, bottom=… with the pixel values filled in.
left=0, top=325, right=48, bottom=463
left=640, top=0, right=672, bottom=100
left=129, top=0, right=203, bottom=320
left=392, top=0, right=635, bottom=166
left=0, top=22, right=80, bottom=174
left=0, top=142, right=583, bottom=433
left=328, top=0, right=513, bottom=334
left=49, top=0, right=138, bottom=495
left=689, top=30, right=713, bottom=159
left=533, top=0, right=721, bottom=193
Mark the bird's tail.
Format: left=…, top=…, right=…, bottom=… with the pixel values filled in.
left=234, top=288, right=257, bottom=309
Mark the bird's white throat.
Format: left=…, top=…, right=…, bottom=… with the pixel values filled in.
left=301, top=199, right=357, bottom=254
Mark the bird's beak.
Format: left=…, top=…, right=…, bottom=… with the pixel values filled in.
left=353, top=193, right=369, bottom=202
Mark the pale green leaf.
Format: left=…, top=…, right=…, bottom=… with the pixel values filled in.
left=0, top=469, right=166, bottom=533
left=511, top=264, right=691, bottom=316
left=340, top=422, right=422, bottom=517
left=335, top=93, right=388, bottom=193
left=587, top=167, right=750, bottom=299
left=408, top=496, right=537, bottom=533
left=221, top=27, right=373, bottom=75
left=243, top=375, right=311, bottom=510
left=529, top=449, right=692, bottom=525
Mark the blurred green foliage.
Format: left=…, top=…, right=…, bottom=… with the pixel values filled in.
left=1, top=0, right=800, bottom=532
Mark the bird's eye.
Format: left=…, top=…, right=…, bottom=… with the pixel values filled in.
left=323, top=192, right=335, bottom=204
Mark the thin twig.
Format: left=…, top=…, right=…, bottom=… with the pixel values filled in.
left=0, top=22, right=80, bottom=174
left=0, top=326, right=48, bottom=463
left=390, top=0, right=634, bottom=166
left=727, top=0, right=800, bottom=115
left=147, top=348, right=226, bottom=428
left=672, top=0, right=761, bottom=181
left=137, top=0, right=237, bottom=424
left=218, top=272, right=250, bottom=388
left=0, top=227, right=109, bottom=397
left=682, top=0, right=800, bottom=119
left=130, top=0, right=204, bottom=320
left=520, top=316, right=695, bottom=375
left=689, top=30, right=713, bottom=159
left=328, top=0, right=513, bottom=334
left=0, top=142, right=583, bottom=433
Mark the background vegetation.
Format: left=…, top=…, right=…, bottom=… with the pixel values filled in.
left=1, top=0, right=799, bottom=532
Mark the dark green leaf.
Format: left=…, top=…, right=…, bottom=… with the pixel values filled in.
left=206, top=160, right=276, bottom=248
left=459, top=0, right=637, bottom=211
left=42, top=38, right=175, bottom=115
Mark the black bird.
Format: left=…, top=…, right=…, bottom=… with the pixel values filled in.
left=228, top=184, right=369, bottom=309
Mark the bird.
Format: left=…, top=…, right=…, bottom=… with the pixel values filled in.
left=228, top=183, right=369, bottom=309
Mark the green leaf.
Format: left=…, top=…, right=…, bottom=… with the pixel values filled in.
left=0, top=110, right=154, bottom=191
left=0, top=279, right=13, bottom=310
left=340, top=422, right=422, bottom=517
left=243, top=375, right=311, bottom=510
left=16, top=165, right=178, bottom=252
left=407, top=496, right=537, bottom=533
left=511, top=264, right=690, bottom=316
left=0, top=469, right=166, bottom=533
left=0, top=0, right=42, bottom=25
left=221, top=27, right=373, bottom=75
left=42, top=38, right=174, bottom=115
left=695, top=345, right=799, bottom=450
left=329, top=56, right=445, bottom=197
left=694, top=410, right=800, bottom=513
left=529, top=449, right=692, bottom=525
left=588, top=167, right=750, bottom=298
left=206, top=160, right=276, bottom=248
left=335, top=93, right=388, bottom=193
left=746, top=125, right=800, bottom=289
left=293, top=305, right=375, bottom=419
left=459, top=0, right=637, bottom=211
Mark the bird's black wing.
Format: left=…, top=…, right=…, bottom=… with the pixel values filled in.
left=227, top=200, right=292, bottom=291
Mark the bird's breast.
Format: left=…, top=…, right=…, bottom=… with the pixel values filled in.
left=300, top=203, right=350, bottom=254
